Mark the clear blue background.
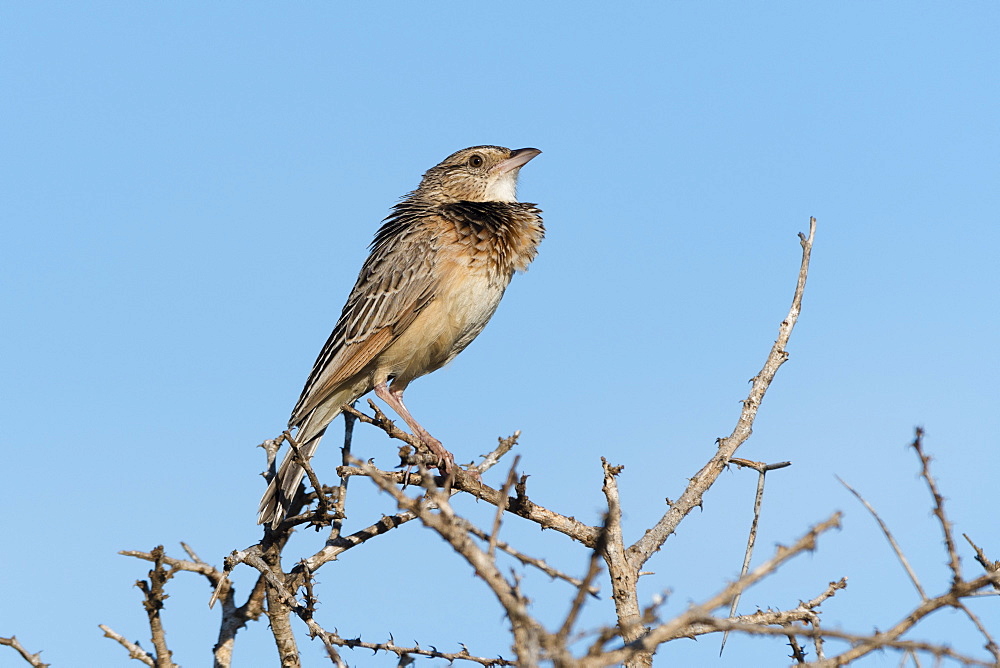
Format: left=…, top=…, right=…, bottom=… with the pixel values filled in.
left=2, top=3, right=997, bottom=666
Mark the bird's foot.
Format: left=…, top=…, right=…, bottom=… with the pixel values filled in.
left=409, top=431, right=457, bottom=492
left=419, top=434, right=454, bottom=474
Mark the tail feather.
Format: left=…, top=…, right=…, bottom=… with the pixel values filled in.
left=257, top=403, right=344, bottom=528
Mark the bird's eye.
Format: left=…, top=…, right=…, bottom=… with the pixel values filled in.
left=468, top=154, right=484, bottom=168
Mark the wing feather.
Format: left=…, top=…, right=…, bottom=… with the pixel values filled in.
left=289, top=207, right=440, bottom=426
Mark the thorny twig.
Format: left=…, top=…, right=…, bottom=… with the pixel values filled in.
left=556, top=515, right=608, bottom=646
left=489, top=455, right=521, bottom=558
left=910, top=428, right=962, bottom=584
left=463, top=522, right=600, bottom=595
left=630, top=218, right=816, bottom=566
left=285, top=430, right=333, bottom=524
left=721, top=459, right=792, bottom=654
left=221, top=542, right=515, bottom=665
left=964, top=533, right=1000, bottom=591
left=350, top=457, right=541, bottom=663
left=300, top=427, right=522, bottom=572
left=582, top=513, right=842, bottom=667
left=811, top=431, right=1000, bottom=666
left=95, top=216, right=996, bottom=667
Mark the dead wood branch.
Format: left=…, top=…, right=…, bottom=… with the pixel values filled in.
left=630, top=218, right=816, bottom=566
left=0, top=636, right=50, bottom=668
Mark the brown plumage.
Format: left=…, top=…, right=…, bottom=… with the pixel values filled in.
left=258, top=145, right=544, bottom=527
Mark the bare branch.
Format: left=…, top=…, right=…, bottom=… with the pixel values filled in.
left=121, top=548, right=226, bottom=589
left=465, top=524, right=598, bottom=594
left=353, top=457, right=544, bottom=663
left=92, top=212, right=995, bottom=667
left=329, top=404, right=356, bottom=542
left=955, top=601, right=1000, bottom=664
left=0, top=636, right=50, bottom=668
left=258, top=435, right=283, bottom=481
left=786, top=630, right=808, bottom=664
left=814, top=571, right=1000, bottom=667
left=630, top=218, right=816, bottom=566
left=98, top=625, right=155, bottom=666
left=304, top=456, right=601, bottom=579
left=219, top=546, right=299, bottom=609
left=472, top=431, right=522, bottom=475
left=336, top=460, right=603, bottom=548
left=489, top=455, right=521, bottom=557
left=120, top=544, right=265, bottom=668
left=133, top=546, right=179, bottom=668
left=214, top=575, right=267, bottom=668
left=673, top=619, right=998, bottom=667
left=285, top=430, right=335, bottom=523
left=721, top=460, right=788, bottom=655
left=309, top=630, right=515, bottom=666
left=302, top=505, right=420, bottom=570
left=598, top=457, right=648, bottom=665
left=585, top=512, right=841, bottom=667
left=910, top=428, right=962, bottom=584
left=801, top=577, right=848, bottom=611
left=342, top=400, right=435, bottom=464
left=799, top=577, right=847, bottom=661
left=585, top=576, right=842, bottom=653
left=838, top=476, right=927, bottom=599
left=556, top=515, right=607, bottom=645
left=963, top=533, right=1000, bottom=591
left=180, top=541, right=202, bottom=563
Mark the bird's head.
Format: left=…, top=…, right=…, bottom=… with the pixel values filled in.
left=416, top=145, right=541, bottom=203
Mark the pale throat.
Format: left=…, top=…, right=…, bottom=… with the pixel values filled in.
left=484, top=171, right=520, bottom=202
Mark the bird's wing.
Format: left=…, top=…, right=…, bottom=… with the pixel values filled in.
left=289, top=213, right=440, bottom=425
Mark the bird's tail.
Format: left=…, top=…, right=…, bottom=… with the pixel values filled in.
left=257, top=403, right=344, bottom=528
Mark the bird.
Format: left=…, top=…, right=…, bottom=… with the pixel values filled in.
left=258, top=145, right=544, bottom=528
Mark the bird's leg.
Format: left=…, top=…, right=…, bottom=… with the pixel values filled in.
left=374, top=382, right=455, bottom=474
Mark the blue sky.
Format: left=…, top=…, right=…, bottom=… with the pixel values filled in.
left=2, top=2, right=998, bottom=666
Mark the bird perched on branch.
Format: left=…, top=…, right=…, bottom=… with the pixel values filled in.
left=258, top=145, right=544, bottom=528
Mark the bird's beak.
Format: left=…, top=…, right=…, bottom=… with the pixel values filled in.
left=495, top=147, right=542, bottom=174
